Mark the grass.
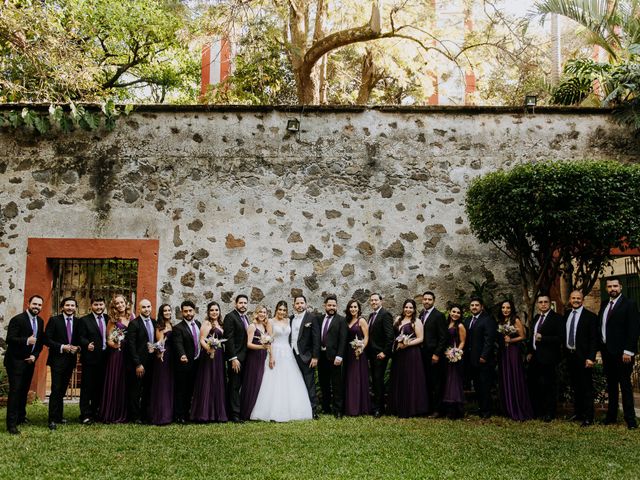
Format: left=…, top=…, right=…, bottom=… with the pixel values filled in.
left=1, top=403, right=638, bottom=479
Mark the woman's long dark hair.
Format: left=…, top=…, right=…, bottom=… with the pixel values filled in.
left=395, top=298, right=417, bottom=327
left=499, top=299, right=517, bottom=326
left=344, top=299, right=361, bottom=321
left=156, top=303, right=172, bottom=330
left=207, top=301, right=222, bottom=325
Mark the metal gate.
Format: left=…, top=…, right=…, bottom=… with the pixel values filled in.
left=48, top=258, right=139, bottom=397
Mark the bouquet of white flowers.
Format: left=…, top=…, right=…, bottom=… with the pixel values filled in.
left=206, top=336, right=227, bottom=359
left=498, top=323, right=517, bottom=336
left=350, top=336, right=365, bottom=359
left=445, top=347, right=464, bottom=363
left=109, top=327, right=125, bottom=350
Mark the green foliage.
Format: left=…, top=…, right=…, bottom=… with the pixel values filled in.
left=0, top=102, right=133, bottom=134
left=465, top=160, right=640, bottom=315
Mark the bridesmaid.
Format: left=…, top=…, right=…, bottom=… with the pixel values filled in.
left=99, top=294, right=130, bottom=423
left=343, top=299, right=371, bottom=416
left=389, top=299, right=428, bottom=418
left=497, top=299, right=533, bottom=421
left=240, top=305, right=270, bottom=420
left=441, top=304, right=466, bottom=419
left=190, top=301, right=228, bottom=423
left=149, top=303, right=174, bottom=425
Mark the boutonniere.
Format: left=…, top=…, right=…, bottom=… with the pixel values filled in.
left=304, top=322, right=312, bottom=328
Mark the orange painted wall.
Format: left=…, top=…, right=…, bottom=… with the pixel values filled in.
left=24, top=238, right=159, bottom=399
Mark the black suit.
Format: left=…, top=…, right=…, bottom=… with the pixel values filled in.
left=420, top=308, right=448, bottom=415
left=172, top=319, right=201, bottom=421
left=366, top=307, right=394, bottom=414
left=44, top=314, right=80, bottom=423
left=126, top=315, right=157, bottom=422
left=464, top=310, right=497, bottom=417
left=4, top=311, right=44, bottom=430
left=289, top=311, right=320, bottom=412
left=317, top=313, right=348, bottom=415
left=563, top=307, right=598, bottom=423
left=77, top=312, right=108, bottom=421
left=599, top=295, right=640, bottom=426
left=223, top=310, right=249, bottom=421
left=527, top=310, right=563, bottom=419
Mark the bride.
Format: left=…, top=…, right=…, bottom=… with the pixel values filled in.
left=250, top=301, right=313, bottom=422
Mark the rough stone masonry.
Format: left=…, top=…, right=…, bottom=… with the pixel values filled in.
left=0, top=105, right=638, bottom=324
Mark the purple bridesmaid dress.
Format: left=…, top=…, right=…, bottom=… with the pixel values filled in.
left=344, top=321, right=371, bottom=416
left=190, top=327, right=228, bottom=422
left=389, top=322, right=428, bottom=418
left=99, top=321, right=128, bottom=423
left=149, top=330, right=174, bottom=425
left=240, top=327, right=267, bottom=420
left=442, top=326, right=464, bottom=415
left=498, top=327, right=533, bottom=421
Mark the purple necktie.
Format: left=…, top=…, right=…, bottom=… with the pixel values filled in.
left=144, top=319, right=153, bottom=343
left=369, top=312, right=377, bottom=327
left=568, top=311, right=577, bottom=349
left=241, top=314, right=249, bottom=330
left=421, top=310, right=428, bottom=324
left=31, top=317, right=37, bottom=351
left=97, top=315, right=105, bottom=349
left=469, top=316, right=477, bottom=329
left=322, top=315, right=331, bottom=346
left=66, top=317, right=73, bottom=344
left=538, top=314, right=546, bottom=329
left=190, top=322, right=199, bottom=355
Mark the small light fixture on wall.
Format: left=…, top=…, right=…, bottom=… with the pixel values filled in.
left=524, top=94, right=538, bottom=113
left=286, top=118, right=300, bottom=132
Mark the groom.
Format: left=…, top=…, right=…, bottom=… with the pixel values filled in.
left=289, top=294, right=320, bottom=419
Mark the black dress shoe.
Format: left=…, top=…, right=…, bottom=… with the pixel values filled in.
left=17, top=418, right=30, bottom=425
left=48, top=422, right=57, bottom=431
left=313, top=413, right=319, bottom=420
left=176, top=418, right=186, bottom=425
left=60, top=419, right=68, bottom=425
left=431, top=412, right=443, bottom=419
left=542, top=416, right=552, bottom=423
left=567, top=415, right=581, bottom=422
left=230, top=417, right=242, bottom=424
left=82, top=417, right=93, bottom=425
left=334, top=413, right=343, bottom=419
left=580, top=420, right=592, bottom=427
left=7, top=427, right=20, bottom=435
left=603, top=418, right=617, bottom=425
left=627, top=422, right=638, bottom=430
left=373, top=410, right=381, bottom=418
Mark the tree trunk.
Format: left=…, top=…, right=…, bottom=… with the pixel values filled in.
left=356, top=49, right=377, bottom=104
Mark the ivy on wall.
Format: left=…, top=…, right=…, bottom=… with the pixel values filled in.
left=0, top=101, right=133, bottom=134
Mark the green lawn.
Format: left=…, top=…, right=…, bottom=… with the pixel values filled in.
left=1, top=403, right=638, bottom=479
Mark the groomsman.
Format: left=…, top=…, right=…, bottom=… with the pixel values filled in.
left=126, top=299, right=156, bottom=423
left=599, top=277, right=640, bottom=429
left=44, top=297, right=81, bottom=430
left=420, top=291, right=448, bottom=417
left=527, top=294, right=563, bottom=422
left=224, top=294, right=249, bottom=423
left=172, top=300, right=201, bottom=424
left=464, top=296, right=496, bottom=419
left=289, top=294, right=320, bottom=419
left=317, top=294, right=348, bottom=418
left=77, top=296, right=108, bottom=424
left=4, top=295, right=45, bottom=435
left=366, top=293, right=394, bottom=417
left=563, top=290, right=598, bottom=427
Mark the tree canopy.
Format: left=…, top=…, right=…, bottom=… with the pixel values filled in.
left=465, top=160, right=640, bottom=320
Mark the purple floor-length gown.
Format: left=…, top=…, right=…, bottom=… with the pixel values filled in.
left=344, top=321, right=371, bottom=416
left=442, top=326, right=465, bottom=408
left=99, top=321, right=128, bottom=423
left=498, top=330, right=533, bottom=421
left=240, top=327, right=267, bottom=420
left=389, top=322, right=428, bottom=418
left=190, top=327, right=228, bottom=422
left=149, top=330, right=174, bottom=425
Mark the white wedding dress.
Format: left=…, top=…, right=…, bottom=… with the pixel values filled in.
left=250, top=320, right=313, bottom=422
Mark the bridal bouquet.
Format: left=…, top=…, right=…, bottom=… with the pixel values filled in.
left=350, top=336, right=365, bottom=359
left=445, top=347, right=463, bottom=363
left=395, top=333, right=414, bottom=347
left=109, top=327, right=126, bottom=350
left=147, top=340, right=166, bottom=354
left=260, top=333, right=274, bottom=346
left=498, top=323, right=517, bottom=336
left=206, top=336, right=227, bottom=359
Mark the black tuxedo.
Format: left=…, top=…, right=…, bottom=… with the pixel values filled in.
left=44, top=314, right=80, bottom=423
left=599, top=295, right=640, bottom=426
left=4, top=311, right=44, bottom=430
left=126, top=315, right=157, bottom=422
left=366, top=307, right=394, bottom=414
left=527, top=309, right=563, bottom=420
left=464, top=311, right=497, bottom=417
left=77, top=312, right=109, bottom=421
left=420, top=308, right=448, bottom=414
left=563, top=307, right=598, bottom=422
left=223, top=310, right=249, bottom=421
left=289, top=311, right=320, bottom=412
left=317, top=313, right=348, bottom=415
left=172, top=319, right=201, bottom=421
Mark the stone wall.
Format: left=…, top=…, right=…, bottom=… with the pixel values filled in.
left=1, top=105, right=638, bottom=323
